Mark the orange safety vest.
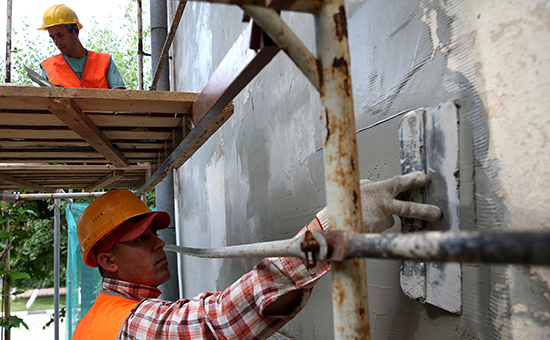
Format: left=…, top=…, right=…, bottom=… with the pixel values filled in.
left=72, top=292, right=138, bottom=339
left=41, top=51, right=111, bottom=88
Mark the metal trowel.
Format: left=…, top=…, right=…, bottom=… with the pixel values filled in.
left=24, top=65, right=59, bottom=87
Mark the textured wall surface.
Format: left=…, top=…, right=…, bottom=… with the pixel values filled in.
left=168, top=0, right=550, bottom=338
left=463, top=1, right=550, bottom=338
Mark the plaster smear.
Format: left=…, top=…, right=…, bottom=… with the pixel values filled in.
left=205, top=139, right=227, bottom=285
left=419, top=1, right=444, bottom=60
left=460, top=4, right=550, bottom=339
left=190, top=2, right=213, bottom=89
left=269, top=101, right=317, bottom=191
left=205, top=138, right=226, bottom=213
left=510, top=315, right=550, bottom=340
left=417, top=3, right=550, bottom=339
left=464, top=0, right=550, bottom=232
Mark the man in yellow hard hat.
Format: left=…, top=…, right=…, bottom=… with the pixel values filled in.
left=38, top=4, right=126, bottom=89
left=72, top=173, right=441, bottom=339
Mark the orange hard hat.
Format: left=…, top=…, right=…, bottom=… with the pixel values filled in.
left=77, top=189, right=170, bottom=267
left=39, top=4, right=83, bottom=31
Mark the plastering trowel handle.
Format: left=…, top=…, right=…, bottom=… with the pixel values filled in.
left=164, top=231, right=328, bottom=268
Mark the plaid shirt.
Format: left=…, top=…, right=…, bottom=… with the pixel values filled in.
left=109, top=257, right=329, bottom=339
left=115, top=212, right=331, bottom=339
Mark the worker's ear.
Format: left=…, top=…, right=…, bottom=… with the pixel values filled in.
left=96, top=252, right=119, bottom=274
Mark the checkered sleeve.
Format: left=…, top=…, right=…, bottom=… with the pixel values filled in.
left=118, top=225, right=330, bottom=339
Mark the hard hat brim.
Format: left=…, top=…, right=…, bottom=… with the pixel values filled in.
left=86, top=211, right=171, bottom=267
left=119, top=211, right=171, bottom=243
left=38, top=22, right=83, bottom=31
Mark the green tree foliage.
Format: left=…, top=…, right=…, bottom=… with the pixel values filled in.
left=1, top=17, right=57, bottom=85
left=3, top=195, right=68, bottom=288
left=0, top=214, right=30, bottom=331
left=3, top=1, right=151, bottom=89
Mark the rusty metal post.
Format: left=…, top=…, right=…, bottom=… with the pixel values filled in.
left=315, top=1, right=369, bottom=339
left=53, top=191, right=61, bottom=340
left=137, top=0, right=144, bottom=90
left=2, top=202, right=10, bottom=340
left=151, top=0, right=187, bottom=91
left=5, top=0, right=12, bottom=83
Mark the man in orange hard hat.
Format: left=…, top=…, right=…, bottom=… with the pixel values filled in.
left=73, top=172, right=441, bottom=339
left=38, top=4, right=126, bottom=89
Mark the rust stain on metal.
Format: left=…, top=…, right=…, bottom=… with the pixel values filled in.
left=332, top=270, right=347, bottom=306
left=333, top=5, right=348, bottom=42
left=332, top=57, right=351, bottom=96
left=331, top=57, right=348, bottom=74
left=332, top=260, right=369, bottom=339
left=300, top=230, right=320, bottom=268
left=359, top=307, right=365, bottom=316
left=316, top=58, right=325, bottom=93
left=320, top=230, right=550, bottom=264
left=324, top=230, right=353, bottom=261
left=324, top=108, right=331, bottom=143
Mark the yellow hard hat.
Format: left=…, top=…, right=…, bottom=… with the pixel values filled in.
left=77, top=189, right=170, bottom=267
left=38, top=4, right=83, bottom=31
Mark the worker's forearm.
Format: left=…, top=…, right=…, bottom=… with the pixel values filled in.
left=263, top=290, right=303, bottom=316
left=262, top=215, right=329, bottom=316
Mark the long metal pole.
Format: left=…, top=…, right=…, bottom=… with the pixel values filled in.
left=150, top=0, right=187, bottom=91
left=2, top=202, right=10, bottom=340
left=5, top=0, right=12, bottom=83
left=315, top=2, right=369, bottom=339
left=165, top=231, right=327, bottom=262
left=0, top=192, right=106, bottom=203
left=322, top=230, right=550, bottom=264
left=53, top=192, right=60, bottom=340
left=165, top=230, right=550, bottom=264
left=137, top=0, right=144, bottom=90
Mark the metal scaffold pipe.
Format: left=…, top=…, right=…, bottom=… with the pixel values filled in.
left=151, top=0, right=187, bottom=91
left=241, top=5, right=320, bottom=90
left=165, top=231, right=327, bottom=265
left=137, top=0, right=144, bottom=90
left=2, top=202, right=10, bottom=340
left=53, top=192, right=60, bottom=340
left=315, top=0, right=368, bottom=338
left=323, top=230, right=550, bottom=264
left=150, top=0, right=169, bottom=91
left=165, top=230, right=550, bottom=266
left=0, top=192, right=106, bottom=203
left=5, top=0, right=12, bottom=83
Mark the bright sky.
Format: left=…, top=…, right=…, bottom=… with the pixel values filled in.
left=0, top=0, right=131, bottom=56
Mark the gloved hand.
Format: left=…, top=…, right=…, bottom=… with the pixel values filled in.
left=360, top=171, right=441, bottom=233
left=315, top=172, right=441, bottom=233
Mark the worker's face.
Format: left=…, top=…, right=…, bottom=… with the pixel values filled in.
left=47, top=25, right=80, bottom=57
left=108, top=224, right=171, bottom=287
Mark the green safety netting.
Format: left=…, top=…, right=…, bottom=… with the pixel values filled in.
left=65, top=203, right=102, bottom=340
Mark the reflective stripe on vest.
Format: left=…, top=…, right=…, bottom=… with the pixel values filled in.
left=41, top=51, right=110, bottom=88
left=72, top=292, right=138, bottom=339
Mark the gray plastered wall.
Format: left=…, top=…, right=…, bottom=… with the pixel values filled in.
left=167, top=0, right=550, bottom=338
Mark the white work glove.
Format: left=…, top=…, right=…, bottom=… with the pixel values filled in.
left=316, top=172, right=441, bottom=233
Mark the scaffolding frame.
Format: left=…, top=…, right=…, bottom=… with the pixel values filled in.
left=151, top=1, right=367, bottom=338
left=2, top=1, right=550, bottom=340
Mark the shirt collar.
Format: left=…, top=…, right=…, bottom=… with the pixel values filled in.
left=102, top=277, right=163, bottom=301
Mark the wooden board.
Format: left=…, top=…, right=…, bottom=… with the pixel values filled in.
left=0, top=85, right=233, bottom=192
